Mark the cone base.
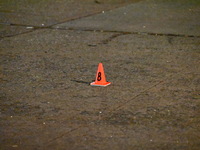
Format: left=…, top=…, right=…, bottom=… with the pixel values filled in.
left=90, top=82, right=111, bottom=87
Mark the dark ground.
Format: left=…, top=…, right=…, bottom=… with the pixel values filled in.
left=0, top=0, right=200, bottom=150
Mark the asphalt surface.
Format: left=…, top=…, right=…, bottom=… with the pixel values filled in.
left=56, top=0, right=200, bottom=36
left=0, top=0, right=200, bottom=150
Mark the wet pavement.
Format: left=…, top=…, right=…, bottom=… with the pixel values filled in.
left=0, top=0, right=200, bottom=150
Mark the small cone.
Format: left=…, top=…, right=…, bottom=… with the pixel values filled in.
left=90, top=63, right=111, bottom=87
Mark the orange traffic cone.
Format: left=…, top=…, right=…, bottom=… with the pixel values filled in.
left=90, top=63, right=111, bottom=87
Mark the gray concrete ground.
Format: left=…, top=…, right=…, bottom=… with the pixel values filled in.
left=56, top=0, right=200, bottom=36
left=0, top=0, right=200, bottom=150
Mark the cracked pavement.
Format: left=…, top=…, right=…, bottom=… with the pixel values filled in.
left=0, top=0, right=200, bottom=150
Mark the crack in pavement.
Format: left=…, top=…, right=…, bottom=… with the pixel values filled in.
left=44, top=74, right=171, bottom=147
left=99, top=33, right=125, bottom=45
left=1, top=21, right=200, bottom=39
left=44, top=71, right=199, bottom=145
left=0, top=2, right=137, bottom=39
left=2, top=11, right=200, bottom=39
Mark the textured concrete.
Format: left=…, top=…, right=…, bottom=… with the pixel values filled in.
left=56, top=0, right=200, bottom=36
left=0, top=0, right=139, bottom=37
left=0, top=0, right=200, bottom=150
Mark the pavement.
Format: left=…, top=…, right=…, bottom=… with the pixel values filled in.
left=0, top=0, right=200, bottom=150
